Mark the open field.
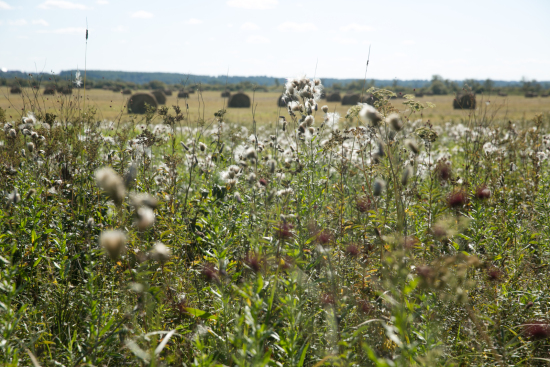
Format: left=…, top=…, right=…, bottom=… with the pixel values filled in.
left=2, top=78, right=550, bottom=366
left=2, top=87, right=549, bottom=125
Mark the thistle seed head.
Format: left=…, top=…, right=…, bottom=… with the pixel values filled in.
left=99, top=230, right=126, bottom=260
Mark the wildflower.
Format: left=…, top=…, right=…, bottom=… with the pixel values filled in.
left=7, top=189, right=20, bottom=205
left=359, top=104, right=383, bottom=126
left=129, top=193, right=158, bottom=209
left=26, top=142, right=35, bottom=153
left=245, top=147, right=257, bottom=160
left=356, top=197, right=371, bottom=212
left=136, top=206, right=155, bottom=230
left=345, top=244, right=360, bottom=257
left=86, top=217, right=95, bottom=229
left=475, top=185, right=491, bottom=200
left=317, top=230, right=333, bottom=245
left=405, top=139, right=420, bottom=155
left=522, top=321, right=550, bottom=340
left=74, top=70, right=83, bottom=87
left=95, top=167, right=126, bottom=206
left=387, top=113, right=403, bottom=131
left=447, top=190, right=468, bottom=208
left=435, top=161, right=451, bottom=181
left=267, top=159, right=276, bottom=173
left=202, top=263, right=219, bottom=283
left=402, top=166, right=413, bottom=186
left=245, top=252, right=262, bottom=273
left=373, top=178, right=386, bottom=196
left=275, top=221, right=294, bottom=240
left=99, top=230, right=126, bottom=260
left=198, top=142, right=207, bottom=152
left=247, top=172, right=256, bottom=185
left=486, top=266, right=502, bottom=282
left=259, top=178, right=268, bottom=187
left=321, top=105, right=329, bottom=113
left=150, top=242, right=171, bottom=263
left=305, top=115, right=314, bottom=127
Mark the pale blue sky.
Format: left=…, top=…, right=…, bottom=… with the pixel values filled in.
left=0, top=0, right=549, bottom=80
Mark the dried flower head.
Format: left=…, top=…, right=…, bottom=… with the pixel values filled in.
left=359, top=104, right=383, bottom=126
left=345, top=243, right=361, bottom=257
left=522, top=321, right=550, bottom=340
left=245, top=147, right=257, bottom=160
left=447, top=190, right=468, bottom=208
left=130, top=193, right=158, bottom=209
left=305, top=115, right=314, bottom=127
left=245, top=252, right=262, bottom=273
left=373, top=178, right=386, bottom=196
left=247, top=172, right=257, bottom=185
left=321, top=105, right=329, bottom=113
left=387, top=113, right=403, bottom=131
left=356, top=197, right=371, bottom=212
left=136, top=206, right=155, bottom=230
left=99, top=230, right=126, bottom=260
left=234, top=191, right=243, bottom=203
left=259, top=178, right=268, bottom=187
left=275, top=221, right=294, bottom=240
left=8, top=129, right=16, bottom=139
left=26, top=142, right=35, bottom=153
left=405, top=139, right=420, bottom=155
left=402, top=165, right=413, bottom=186
left=435, top=161, right=451, bottom=181
left=25, top=189, right=36, bottom=201
left=202, top=263, right=219, bottom=283
left=199, top=142, right=207, bottom=152
left=95, top=167, right=126, bottom=206
left=475, top=185, right=491, bottom=200
left=150, top=242, right=171, bottom=263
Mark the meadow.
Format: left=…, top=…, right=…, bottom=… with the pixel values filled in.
left=1, top=77, right=550, bottom=366
left=1, top=87, right=549, bottom=126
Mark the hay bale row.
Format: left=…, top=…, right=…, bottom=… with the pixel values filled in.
left=453, top=93, right=476, bottom=109
left=122, top=89, right=132, bottom=95
left=525, top=92, right=538, bottom=98
left=10, top=86, right=22, bottom=94
left=341, top=94, right=361, bottom=106
left=151, top=90, right=167, bottom=105
left=164, top=89, right=173, bottom=96
left=221, top=90, right=231, bottom=98
left=497, top=91, right=508, bottom=97
left=325, top=92, right=341, bottom=102
left=44, top=87, right=56, bottom=95
left=178, top=91, right=189, bottom=98
left=227, top=92, right=250, bottom=108
left=128, top=93, right=158, bottom=114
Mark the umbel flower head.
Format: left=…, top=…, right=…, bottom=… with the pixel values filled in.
left=95, top=167, right=126, bottom=206
left=99, top=230, right=126, bottom=260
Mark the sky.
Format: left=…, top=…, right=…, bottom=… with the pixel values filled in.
left=0, top=0, right=549, bottom=81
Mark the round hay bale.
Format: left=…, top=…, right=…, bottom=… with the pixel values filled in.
left=227, top=92, right=251, bottom=108
left=525, top=92, right=538, bottom=98
left=541, top=93, right=549, bottom=98
left=188, top=88, right=196, bottom=94
left=163, top=89, right=173, bottom=96
left=178, top=91, right=189, bottom=98
left=112, top=87, right=121, bottom=92
left=128, top=93, right=158, bottom=114
left=414, top=92, right=424, bottom=97
left=151, top=90, right=167, bottom=105
left=221, top=90, right=231, bottom=98
left=59, top=86, right=73, bottom=95
left=325, top=92, right=341, bottom=102
left=10, top=86, right=22, bottom=94
left=453, top=93, right=476, bottom=109
left=122, top=89, right=132, bottom=95
left=497, top=91, right=508, bottom=97
left=43, top=87, right=56, bottom=95
left=341, top=94, right=360, bottom=106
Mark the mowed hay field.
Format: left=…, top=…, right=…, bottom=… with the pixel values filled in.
left=2, top=88, right=550, bottom=125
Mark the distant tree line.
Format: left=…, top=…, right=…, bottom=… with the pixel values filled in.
left=1, top=70, right=548, bottom=96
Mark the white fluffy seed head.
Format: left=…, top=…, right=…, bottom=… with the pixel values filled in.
left=150, top=242, right=171, bottom=263
left=402, top=166, right=413, bottom=186
left=405, top=139, right=420, bottom=155
left=359, top=105, right=383, bottom=126
left=136, top=206, right=155, bottom=230
left=95, top=167, right=126, bottom=206
left=305, top=115, right=314, bottom=127
left=387, top=113, right=403, bottom=131
left=321, top=105, right=329, bottom=113
left=8, top=129, right=16, bottom=138
left=99, top=230, right=126, bottom=260
left=27, top=142, right=35, bottom=153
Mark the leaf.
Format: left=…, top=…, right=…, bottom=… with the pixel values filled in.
left=154, top=329, right=176, bottom=356
left=183, top=307, right=217, bottom=319
left=125, top=339, right=150, bottom=362
left=26, top=349, right=41, bottom=367
left=297, top=342, right=309, bottom=367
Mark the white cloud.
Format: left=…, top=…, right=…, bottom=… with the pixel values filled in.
left=186, top=18, right=202, bottom=25
left=247, top=35, right=269, bottom=44
left=8, top=19, right=28, bottom=26
left=227, top=0, right=277, bottom=9
left=241, top=22, right=259, bottom=30
left=340, top=23, right=373, bottom=32
left=331, top=37, right=358, bottom=45
left=38, top=27, right=86, bottom=34
left=0, top=1, right=13, bottom=10
left=402, top=40, right=415, bottom=46
left=96, top=0, right=108, bottom=3
left=277, top=22, right=317, bottom=32
left=131, top=10, right=153, bottom=18
left=32, top=19, right=49, bottom=26
left=38, top=1, right=89, bottom=10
